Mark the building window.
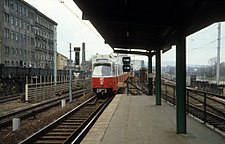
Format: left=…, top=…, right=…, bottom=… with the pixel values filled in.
left=15, top=32, right=18, bottom=41
left=27, top=23, right=30, bottom=31
left=4, top=0, right=9, bottom=7
left=20, top=49, right=22, bottom=55
left=24, top=50, right=26, bottom=56
left=10, top=0, right=14, bottom=9
left=36, top=16, right=39, bottom=23
left=4, top=13, right=9, bottom=23
left=26, top=9, right=29, bottom=17
left=20, top=33, right=22, bottom=42
left=27, top=36, right=29, bottom=44
left=11, top=47, right=15, bottom=55
left=10, top=31, right=14, bottom=40
left=23, top=7, right=26, bottom=16
left=15, top=17, right=18, bottom=26
left=4, top=46, right=9, bottom=54
left=19, top=19, right=22, bottom=28
left=15, top=3, right=18, bottom=11
left=23, top=21, right=26, bottom=29
left=31, top=37, right=34, bottom=45
left=16, top=48, right=18, bottom=55
left=4, top=28, right=9, bottom=38
left=24, top=35, right=26, bottom=43
left=10, top=16, right=14, bottom=25
left=19, top=5, right=22, bottom=15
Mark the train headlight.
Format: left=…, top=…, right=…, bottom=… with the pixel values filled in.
left=100, top=77, right=104, bottom=86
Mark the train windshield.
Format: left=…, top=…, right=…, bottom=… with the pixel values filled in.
left=93, top=63, right=112, bottom=76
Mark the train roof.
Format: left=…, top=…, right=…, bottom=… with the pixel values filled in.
left=92, top=54, right=130, bottom=65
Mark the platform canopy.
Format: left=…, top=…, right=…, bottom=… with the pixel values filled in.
left=73, top=0, right=225, bottom=54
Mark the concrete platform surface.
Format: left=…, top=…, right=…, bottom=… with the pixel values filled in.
left=81, top=94, right=225, bottom=144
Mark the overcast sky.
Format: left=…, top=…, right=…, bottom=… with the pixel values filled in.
left=24, top=0, right=225, bottom=66
left=24, top=0, right=113, bottom=61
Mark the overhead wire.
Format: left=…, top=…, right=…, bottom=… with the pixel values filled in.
left=57, top=0, right=102, bottom=39
left=187, top=23, right=220, bottom=53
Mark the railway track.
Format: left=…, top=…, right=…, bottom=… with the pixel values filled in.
left=0, top=89, right=85, bottom=129
left=0, top=93, right=22, bottom=103
left=161, top=90, right=225, bottom=133
left=20, top=94, right=114, bottom=144
left=188, top=104, right=225, bottom=131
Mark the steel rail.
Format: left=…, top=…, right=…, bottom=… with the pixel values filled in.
left=0, top=89, right=85, bottom=129
left=19, top=94, right=113, bottom=144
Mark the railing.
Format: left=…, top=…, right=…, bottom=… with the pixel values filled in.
left=161, top=80, right=225, bottom=132
left=25, top=79, right=91, bottom=103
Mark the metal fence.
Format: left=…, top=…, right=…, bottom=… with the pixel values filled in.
left=25, top=78, right=91, bottom=103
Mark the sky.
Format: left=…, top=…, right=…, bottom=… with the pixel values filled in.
left=24, top=0, right=225, bottom=66
left=24, top=0, right=113, bottom=61
left=162, top=22, right=225, bottom=66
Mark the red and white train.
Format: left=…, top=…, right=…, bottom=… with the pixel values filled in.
left=92, top=54, right=130, bottom=95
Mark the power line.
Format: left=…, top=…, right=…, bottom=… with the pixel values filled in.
left=187, top=24, right=217, bottom=44
left=188, top=39, right=217, bottom=52
left=57, top=0, right=102, bottom=39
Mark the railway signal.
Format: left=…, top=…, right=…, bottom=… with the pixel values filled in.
left=74, top=47, right=80, bottom=65
left=122, top=56, right=131, bottom=72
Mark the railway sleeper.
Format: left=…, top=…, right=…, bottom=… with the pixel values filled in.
left=68, top=117, right=87, bottom=120
left=51, top=128, right=75, bottom=132
left=47, top=132, right=72, bottom=135
left=73, top=113, right=91, bottom=117
left=82, top=106, right=98, bottom=110
left=69, top=116, right=88, bottom=119
left=39, top=135, right=69, bottom=140
left=57, top=125, right=79, bottom=129
left=76, top=111, right=94, bottom=115
left=34, top=139, right=65, bottom=144
left=60, top=122, right=83, bottom=125
left=64, top=119, right=85, bottom=123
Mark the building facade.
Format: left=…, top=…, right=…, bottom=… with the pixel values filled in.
left=56, top=52, right=68, bottom=70
left=1, top=0, right=57, bottom=69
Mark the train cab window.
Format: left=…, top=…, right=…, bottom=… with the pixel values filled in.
left=93, top=63, right=112, bottom=76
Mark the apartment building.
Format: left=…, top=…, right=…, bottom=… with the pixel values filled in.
left=57, top=52, right=68, bottom=70
left=0, top=0, right=57, bottom=69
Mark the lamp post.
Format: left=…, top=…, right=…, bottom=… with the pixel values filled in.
left=69, top=43, right=72, bottom=103
left=68, top=44, right=80, bottom=103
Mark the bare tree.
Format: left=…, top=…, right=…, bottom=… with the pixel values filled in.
left=206, top=57, right=217, bottom=80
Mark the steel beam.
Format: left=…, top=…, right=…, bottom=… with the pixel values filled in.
left=176, top=28, right=187, bottom=134
left=155, top=49, right=161, bottom=105
left=148, top=55, right=153, bottom=95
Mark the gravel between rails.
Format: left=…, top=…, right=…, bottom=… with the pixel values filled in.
left=0, top=94, right=92, bottom=144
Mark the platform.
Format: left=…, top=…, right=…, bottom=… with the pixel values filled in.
left=81, top=94, right=225, bottom=144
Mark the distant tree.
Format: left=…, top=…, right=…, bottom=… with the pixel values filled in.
left=205, top=57, right=217, bottom=79
left=219, top=62, right=225, bottom=77
left=168, top=66, right=175, bottom=75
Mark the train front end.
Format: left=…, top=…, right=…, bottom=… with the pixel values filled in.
left=92, top=59, right=117, bottom=96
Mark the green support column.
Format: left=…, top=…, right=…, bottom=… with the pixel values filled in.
left=176, top=28, right=187, bottom=134
left=155, top=49, right=161, bottom=105
left=148, top=55, right=153, bottom=95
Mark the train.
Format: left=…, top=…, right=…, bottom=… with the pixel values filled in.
left=91, top=54, right=130, bottom=95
